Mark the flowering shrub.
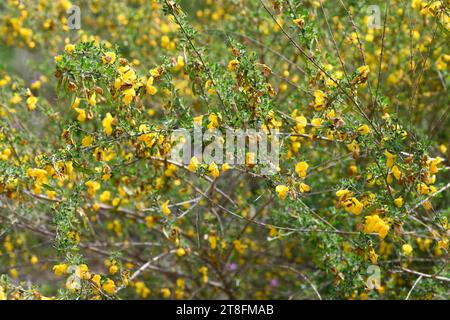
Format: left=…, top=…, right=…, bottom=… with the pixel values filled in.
left=0, top=0, right=449, bottom=300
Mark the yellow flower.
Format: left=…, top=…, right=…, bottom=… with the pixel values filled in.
left=161, top=288, right=171, bottom=298
left=65, top=44, right=75, bottom=54
left=438, top=239, right=448, bottom=250
left=369, top=247, right=378, bottom=263
left=100, top=190, right=111, bottom=203
left=417, top=183, right=430, bottom=195
left=423, top=200, right=433, bottom=210
left=65, top=276, right=81, bottom=291
left=198, top=266, right=208, bottom=283
left=187, top=156, right=200, bottom=172
left=313, top=90, right=326, bottom=111
left=299, top=182, right=311, bottom=193
left=199, top=266, right=208, bottom=275
left=205, top=80, right=215, bottom=95
left=122, top=88, right=136, bottom=105
left=275, top=185, right=289, bottom=200
left=102, top=113, right=114, bottom=136
left=207, top=113, right=220, bottom=129
left=102, top=52, right=116, bottom=65
left=109, top=265, right=118, bottom=275
left=52, top=263, right=68, bottom=276
left=0, top=286, right=6, bottom=300
left=336, top=189, right=353, bottom=200
left=293, top=18, right=305, bottom=27
left=0, top=78, right=10, bottom=88
left=208, top=235, right=217, bottom=249
left=161, top=35, right=170, bottom=48
left=150, top=68, right=160, bottom=77
left=31, top=80, right=41, bottom=90
left=1, top=148, right=12, bottom=161
left=268, top=226, right=278, bottom=237
left=30, top=255, right=39, bottom=265
left=26, top=96, right=38, bottom=111
left=161, top=200, right=171, bottom=215
left=428, top=157, right=443, bottom=174
left=222, top=163, right=230, bottom=171
left=343, top=197, right=364, bottom=215
left=145, top=216, right=155, bottom=229
left=88, top=92, right=96, bottom=107
left=357, top=124, right=370, bottom=135
left=384, top=151, right=396, bottom=168
left=311, top=118, right=323, bottom=127
left=91, top=274, right=101, bottom=288
left=72, top=97, right=80, bottom=109
left=27, top=168, right=48, bottom=182
left=146, top=76, right=158, bottom=95
left=102, top=279, right=116, bottom=294
left=402, top=244, right=413, bottom=256
left=138, top=133, right=156, bottom=147
left=10, top=93, right=22, bottom=105
left=228, top=59, right=239, bottom=71
left=246, top=152, right=256, bottom=167
left=10, top=269, right=18, bottom=279
left=364, top=215, right=390, bottom=239
left=176, top=247, right=186, bottom=257
left=295, top=161, right=309, bottom=178
left=208, top=162, right=220, bottom=178
left=392, top=165, right=401, bottom=180
left=46, top=190, right=56, bottom=200
left=76, top=264, right=91, bottom=280
left=295, top=115, right=307, bottom=132
left=85, top=180, right=100, bottom=197
left=193, top=115, right=203, bottom=125
left=112, top=197, right=120, bottom=207
left=74, top=108, right=87, bottom=122
left=135, top=281, right=151, bottom=298
left=394, top=196, right=404, bottom=208
left=68, top=231, right=80, bottom=243
left=347, top=140, right=360, bottom=155
left=357, top=65, right=370, bottom=77
left=172, top=55, right=185, bottom=71
left=81, top=135, right=93, bottom=147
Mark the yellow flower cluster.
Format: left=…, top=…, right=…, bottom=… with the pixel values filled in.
left=336, top=189, right=364, bottom=215
left=364, top=215, right=390, bottom=239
